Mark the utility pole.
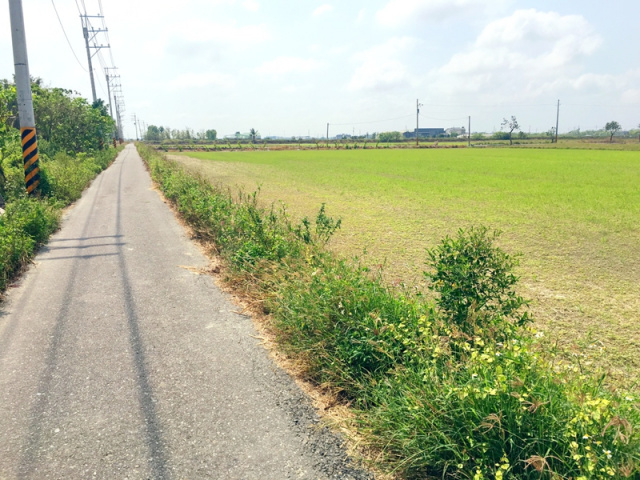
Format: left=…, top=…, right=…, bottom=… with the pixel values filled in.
left=114, top=95, right=123, bottom=141
left=104, top=67, right=119, bottom=118
left=416, top=99, right=423, bottom=147
left=105, top=68, right=123, bottom=144
left=105, top=74, right=112, bottom=116
left=555, top=99, right=560, bottom=144
left=80, top=14, right=109, bottom=104
left=468, top=115, right=471, bottom=147
left=105, top=70, right=117, bottom=146
left=9, top=0, right=40, bottom=194
left=326, top=123, right=329, bottom=142
left=133, top=114, right=139, bottom=141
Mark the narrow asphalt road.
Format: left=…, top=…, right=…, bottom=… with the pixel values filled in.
left=0, top=145, right=371, bottom=480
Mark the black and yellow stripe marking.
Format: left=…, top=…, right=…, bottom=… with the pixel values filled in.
left=21, top=127, right=40, bottom=194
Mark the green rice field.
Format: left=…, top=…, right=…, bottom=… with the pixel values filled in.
left=174, top=148, right=640, bottom=388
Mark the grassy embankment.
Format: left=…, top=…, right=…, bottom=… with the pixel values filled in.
left=174, top=148, right=640, bottom=390
left=139, top=143, right=639, bottom=479
left=0, top=149, right=121, bottom=293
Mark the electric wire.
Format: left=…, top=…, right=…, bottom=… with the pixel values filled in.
left=331, top=113, right=415, bottom=126
left=564, top=103, right=639, bottom=108
left=51, top=0, right=88, bottom=72
left=73, top=0, right=118, bottom=103
left=421, top=114, right=469, bottom=122
left=426, top=102, right=557, bottom=108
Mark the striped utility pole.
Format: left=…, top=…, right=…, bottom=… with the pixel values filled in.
left=8, top=0, right=40, bottom=194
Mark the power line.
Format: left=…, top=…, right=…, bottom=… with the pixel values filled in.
left=331, top=113, right=414, bottom=126
left=426, top=102, right=557, bottom=108
left=421, top=114, right=469, bottom=122
left=564, top=103, right=640, bottom=108
left=50, top=0, right=88, bottom=72
left=74, top=0, right=85, bottom=16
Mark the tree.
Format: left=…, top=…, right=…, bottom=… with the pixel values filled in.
left=500, top=116, right=520, bottom=145
left=146, top=125, right=161, bottom=142
left=205, top=129, right=217, bottom=141
left=605, top=121, right=621, bottom=143
left=546, top=126, right=556, bottom=141
left=0, top=83, right=17, bottom=207
left=378, top=131, right=403, bottom=143
left=30, top=83, right=115, bottom=154
left=249, top=128, right=259, bottom=142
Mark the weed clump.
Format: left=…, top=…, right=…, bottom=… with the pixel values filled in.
left=425, top=226, right=531, bottom=339
left=138, top=144, right=640, bottom=480
left=0, top=148, right=119, bottom=293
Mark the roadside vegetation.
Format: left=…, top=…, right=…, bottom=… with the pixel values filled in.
left=139, top=143, right=640, bottom=479
left=0, top=79, right=119, bottom=293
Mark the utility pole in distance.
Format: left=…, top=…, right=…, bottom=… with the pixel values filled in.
left=80, top=13, right=109, bottom=104
left=416, top=99, right=423, bottom=147
left=114, top=95, right=123, bottom=142
left=105, top=68, right=120, bottom=146
left=133, top=114, right=139, bottom=141
left=555, top=99, right=560, bottom=144
left=9, top=0, right=40, bottom=194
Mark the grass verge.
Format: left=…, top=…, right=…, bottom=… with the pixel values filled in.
left=0, top=147, right=121, bottom=294
left=139, top=144, right=640, bottom=479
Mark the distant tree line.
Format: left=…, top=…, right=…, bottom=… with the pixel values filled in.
left=142, top=121, right=639, bottom=145
left=144, top=125, right=217, bottom=142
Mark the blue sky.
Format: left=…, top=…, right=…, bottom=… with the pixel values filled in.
left=1, top=0, right=639, bottom=138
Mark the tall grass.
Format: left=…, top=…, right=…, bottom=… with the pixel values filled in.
left=139, top=144, right=640, bottom=479
left=42, top=149, right=116, bottom=204
left=0, top=198, right=58, bottom=291
left=0, top=147, right=120, bottom=294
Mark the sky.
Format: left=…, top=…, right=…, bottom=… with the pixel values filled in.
left=1, top=0, right=639, bottom=139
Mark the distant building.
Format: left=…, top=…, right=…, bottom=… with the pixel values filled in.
left=445, top=127, right=466, bottom=137
left=335, top=134, right=352, bottom=140
left=223, top=132, right=260, bottom=140
left=403, top=128, right=446, bottom=139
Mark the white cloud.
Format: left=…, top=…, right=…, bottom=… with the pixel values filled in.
left=475, top=9, right=601, bottom=62
left=171, top=19, right=270, bottom=47
left=541, top=69, right=640, bottom=99
left=376, top=0, right=510, bottom=27
left=169, top=72, right=234, bottom=89
left=242, top=0, right=260, bottom=12
left=621, top=88, right=640, bottom=105
left=313, top=4, right=334, bottom=17
left=348, top=37, right=417, bottom=91
left=432, top=9, right=603, bottom=99
left=256, top=56, right=324, bottom=75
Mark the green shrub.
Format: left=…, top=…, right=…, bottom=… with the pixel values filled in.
left=0, top=145, right=118, bottom=294
left=425, top=226, right=530, bottom=339
left=43, top=152, right=102, bottom=204
left=364, top=340, right=640, bottom=479
left=0, top=197, right=59, bottom=290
